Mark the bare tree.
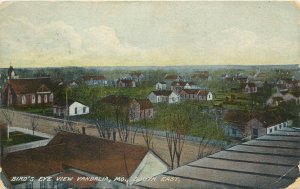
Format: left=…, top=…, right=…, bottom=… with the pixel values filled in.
left=94, top=104, right=115, bottom=140
left=1, top=109, right=14, bottom=139
left=95, top=119, right=114, bottom=140
left=164, top=106, right=191, bottom=169
left=54, top=120, right=80, bottom=134
left=30, top=116, right=39, bottom=135
left=141, top=111, right=154, bottom=149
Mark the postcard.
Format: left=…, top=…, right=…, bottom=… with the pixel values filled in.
left=0, top=1, right=299, bottom=189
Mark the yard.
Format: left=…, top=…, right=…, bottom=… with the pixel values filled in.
left=2, top=131, right=47, bottom=147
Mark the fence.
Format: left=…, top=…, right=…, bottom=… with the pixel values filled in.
left=4, top=139, right=51, bottom=153
left=10, top=127, right=53, bottom=139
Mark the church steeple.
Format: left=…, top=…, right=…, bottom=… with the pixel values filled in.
left=7, top=65, right=18, bottom=79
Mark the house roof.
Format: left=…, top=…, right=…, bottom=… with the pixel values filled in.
left=157, top=81, right=166, bottom=84
left=192, top=72, right=209, bottom=79
left=83, top=75, right=106, bottom=80
left=6, top=78, right=52, bottom=94
left=224, top=109, right=292, bottom=128
left=136, top=99, right=153, bottom=110
left=181, top=89, right=210, bottom=96
left=171, top=81, right=195, bottom=87
left=2, top=144, right=65, bottom=182
left=2, top=131, right=149, bottom=185
left=151, top=90, right=173, bottom=96
left=137, top=128, right=300, bottom=189
left=164, top=74, right=180, bottom=80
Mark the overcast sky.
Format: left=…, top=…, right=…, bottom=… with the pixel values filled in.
left=0, top=1, right=299, bottom=68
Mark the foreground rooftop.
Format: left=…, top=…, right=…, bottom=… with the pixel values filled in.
left=137, top=128, right=300, bottom=189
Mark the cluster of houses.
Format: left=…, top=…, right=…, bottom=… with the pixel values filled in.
left=1, top=66, right=299, bottom=138
left=149, top=74, right=214, bottom=104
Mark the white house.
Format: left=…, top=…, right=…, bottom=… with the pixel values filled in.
left=155, top=82, right=167, bottom=90
left=53, top=100, right=89, bottom=116
left=148, top=90, right=180, bottom=104
left=179, top=89, right=213, bottom=101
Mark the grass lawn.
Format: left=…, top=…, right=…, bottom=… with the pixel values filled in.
left=1, top=131, right=47, bottom=147
left=15, top=106, right=53, bottom=116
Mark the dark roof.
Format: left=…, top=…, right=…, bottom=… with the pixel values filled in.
left=2, top=131, right=149, bottom=185
left=6, top=78, right=52, bottom=94
left=2, top=144, right=65, bottom=182
left=137, top=128, right=300, bottom=189
left=181, top=89, right=209, bottom=96
left=136, top=99, right=153, bottom=110
left=151, top=90, right=173, bottom=96
left=192, top=71, right=209, bottom=79
left=171, top=81, right=195, bottom=87
left=83, top=75, right=106, bottom=80
left=157, top=81, right=166, bottom=84
left=164, top=74, right=180, bottom=80
left=224, top=110, right=292, bottom=128
left=53, top=98, right=76, bottom=107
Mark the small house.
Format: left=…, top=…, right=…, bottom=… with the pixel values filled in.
left=53, top=99, right=89, bottom=117
left=242, top=83, right=257, bottom=94
left=179, top=89, right=213, bottom=101
left=117, top=79, right=136, bottom=88
left=83, top=75, right=107, bottom=86
left=148, top=90, right=180, bottom=104
left=99, top=95, right=154, bottom=121
left=155, top=82, right=167, bottom=90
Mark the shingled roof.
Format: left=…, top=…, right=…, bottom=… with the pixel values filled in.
left=2, top=131, right=149, bottom=185
left=6, top=78, right=52, bottom=94
left=136, top=99, right=153, bottom=110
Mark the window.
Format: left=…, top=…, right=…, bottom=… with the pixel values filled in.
left=83, top=107, right=86, bottom=113
left=269, top=128, right=273, bottom=133
left=38, top=95, right=42, bottom=104
left=44, top=95, right=48, bottom=103
left=275, top=127, right=277, bottom=131
left=49, top=93, right=54, bottom=102
left=75, top=107, right=77, bottom=114
left=21, top=95, right=26, bottom=104
left=279, top=125, right=282, bottom=129
left=32, top=95, right=36, bottom=104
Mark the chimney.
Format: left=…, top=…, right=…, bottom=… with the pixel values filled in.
left=82, top=127, right=86, bottom=135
